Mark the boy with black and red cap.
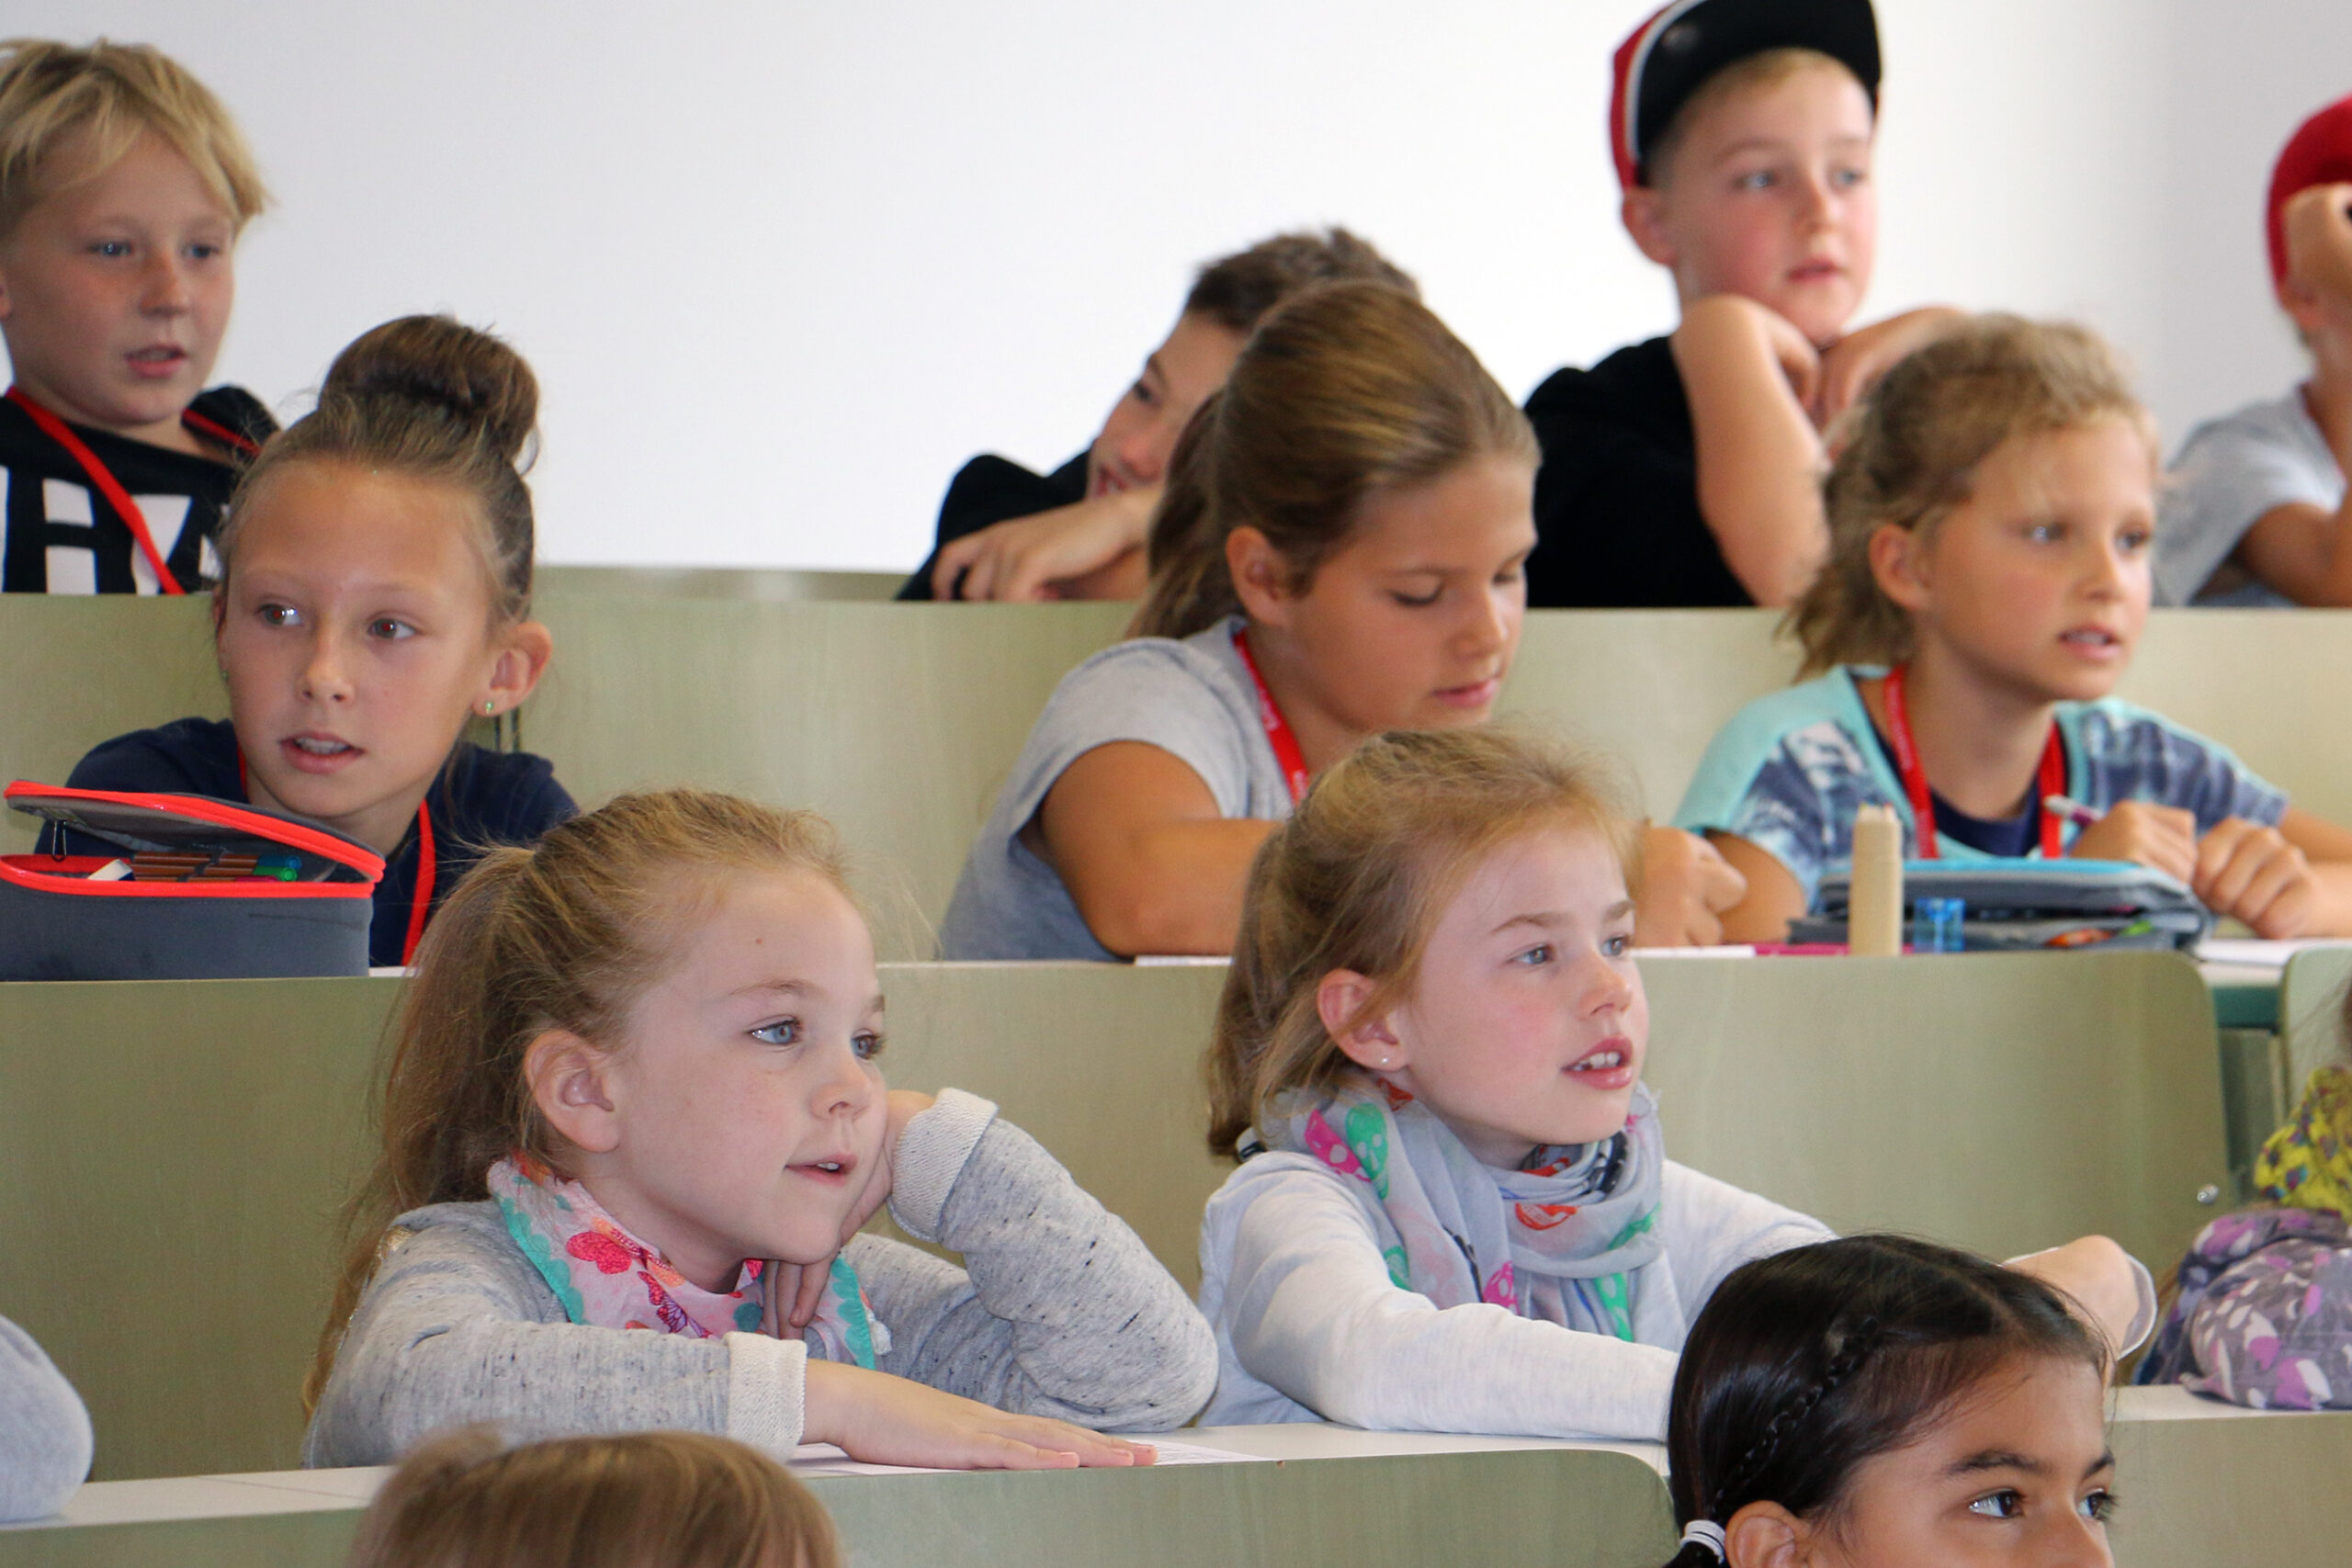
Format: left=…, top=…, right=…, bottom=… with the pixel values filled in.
left=2159, top=95, right=2352, bottom=607
left=1523, top=0, right=1958, bottom=609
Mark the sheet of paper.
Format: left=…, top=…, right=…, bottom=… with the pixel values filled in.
left=787, top=1438, right=1273, bottom=1477
left=2195, top=937, right=2352, bottom=972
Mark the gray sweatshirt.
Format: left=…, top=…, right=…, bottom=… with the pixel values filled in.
left=304, top=1090, right=1215, bottom=1466
left=0, top=1314, right=92, bottom=1521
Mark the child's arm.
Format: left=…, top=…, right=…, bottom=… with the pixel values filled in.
left=931, top=488, right=1159, bottom=602
left=855, top=1090, right=1218, bottom=1433
left=1672, top=296, right=1829, bottom=606
left=2189, top=809, right=2352, bottom=938
left=1215, top=1160, right=1686, bottom=1440
left=1658, top=1161, right=1838, bottom=1311
left=1703, top=831, right=1812, bottom=943
left=1035, top=742, right=1276, bottom=955
left=1814, top=308, right=1968, bottom=429
left=1634, top=826, right=1750, bottom=947
left=2004, top=1237, right=2155, bottom=1358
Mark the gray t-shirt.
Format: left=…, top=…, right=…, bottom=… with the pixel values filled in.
left=0, top=1315, right=91, bottom=1521
left=2157, top=389, right=2345, bottom=607
left=938, top=616, right=1293, bottom=960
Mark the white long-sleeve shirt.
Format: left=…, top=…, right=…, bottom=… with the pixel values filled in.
left=1197, top=1148, right=1832, bottom=1441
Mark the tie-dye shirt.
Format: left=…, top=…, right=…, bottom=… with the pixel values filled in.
left=1673, top=666, right=2288, bottom=907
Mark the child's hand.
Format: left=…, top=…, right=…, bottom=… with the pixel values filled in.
left=2005, top=1235, right=2145, bottom=1360
left=2284, top=184, right=2352, bottom=307
left=2193, top=818, right=2322, bottom=937
left=761, top=1090, right=938, bottom=1337
left=804, top=1360, right=1157, bottom=1469
left=1633, top=826, right=1748, bottom=947
left=1814, top=307, right=1965, bottom=427
left=2066, top=800, right=2197, bottom=882
left=931, top=488, right=1159, bottom=602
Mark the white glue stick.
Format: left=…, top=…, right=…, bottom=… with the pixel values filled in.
left=1849, top=804, right=1903, bottom=957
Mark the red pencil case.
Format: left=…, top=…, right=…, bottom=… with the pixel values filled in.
left=2, top=782, right=385, bottom=981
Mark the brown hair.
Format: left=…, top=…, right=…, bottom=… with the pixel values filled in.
left=1205, top=726, right=1644, bottom=1158
left=1133, top=281, right=1537, bottom=641
left=0, top=37, right=267, bottom=236
left=347, top=1426, right=841, bottom=1568
left=1788, top=313, right=2154, bottom=674
left=1182, top=227, right=1419, bottom=335
left=308, top=789, right=855, bottom=1409
left=1643, top=48, right=1864, bottom=189
left=221, top=315, right=542, bottom=625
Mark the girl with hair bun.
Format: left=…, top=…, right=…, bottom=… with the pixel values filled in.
left=938, top=281, right=1746, bottom=961
left=1659, top=1235, right=2118, bottom=1568
left=50, top=314, right=572, bottom=965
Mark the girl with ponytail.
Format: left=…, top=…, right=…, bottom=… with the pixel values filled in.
left=938, top=281, right=1746, bottom=961
left=48, top=314, right=572, bottom=965
left=1661, top=1235, right=2119, bottom=1568
left=304, top=787, right=1213, bottom=1469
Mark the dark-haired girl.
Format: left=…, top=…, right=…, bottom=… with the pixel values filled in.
left=49, top=315, right=571, bottom=965
left=1661, top=1235, right=2129, bottom=1568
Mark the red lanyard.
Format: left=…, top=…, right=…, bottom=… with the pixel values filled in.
left=6, top=386, right=260, bottom=594
left=1232, top=628, right=1311, bottom=807
left=237, top=750, right=435, bottom=964
left=1883, top=663, right=2066, bottom=860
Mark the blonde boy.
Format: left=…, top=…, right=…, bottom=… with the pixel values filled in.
left=0, top=38, right=271, bottom=593
left=2158, top=95, right=2352, bottom=607
left=1523, top=0, right=1957, bottom=608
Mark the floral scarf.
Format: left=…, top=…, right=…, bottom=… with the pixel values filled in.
left=1260, top=1075, right=1671, bottom=1343
left=2255, top=1066, right=2352, bottom=1215
left=489, top=1153, right=886, bottom=1368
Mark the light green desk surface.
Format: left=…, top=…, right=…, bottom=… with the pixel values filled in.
left=1, top=952, right=2230, bottom=1483
left=532, top=565, right=903, bottom=602
left=0, top=1436, right=1678, bottom=1568
left=2106, top=1385, right=2352, bottom=1567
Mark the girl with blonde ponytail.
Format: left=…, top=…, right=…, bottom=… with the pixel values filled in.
left=940, top=281, right=1747, bottom=962
left=304, top=787, right=1214, bottom=1469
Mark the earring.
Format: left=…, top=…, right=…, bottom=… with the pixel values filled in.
left=481, top=700, right=497, bottom=716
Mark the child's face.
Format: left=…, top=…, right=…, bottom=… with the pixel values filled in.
left=1384, top=824, right=1647, bottom=1167
left=1629, top=60, right=1876, bottom=347
left=216, top=462, right=544, bottom=855
left=1256, top=455, right=1534, bottom=736
left=1880, top=421, right=2155, bottom=706
left=1791, top=1355, right=2114, bottom=1568
left=582, top=870, right=888, bottom=1293
left=1086, top=310, right=1244, bottom=498
left=0, top=132, right=236, bottom=444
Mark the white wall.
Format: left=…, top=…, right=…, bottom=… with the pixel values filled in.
left=3, top=1, right=2319, bottom=570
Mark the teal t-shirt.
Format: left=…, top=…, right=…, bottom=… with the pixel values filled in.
left=1672, top=666, right=2288, bottom=907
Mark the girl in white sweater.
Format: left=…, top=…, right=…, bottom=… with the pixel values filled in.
left=1195, top=728, right=2147, bottom=1441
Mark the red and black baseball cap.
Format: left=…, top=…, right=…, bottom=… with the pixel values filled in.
left=1609, top=0, right=1882, bottom=191
left=2267, top=95, right=2352, bottom=289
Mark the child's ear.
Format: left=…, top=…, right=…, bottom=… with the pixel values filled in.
left=482, top=620, right=555, bottom=716
left=1866, top=522, right=1935, bottom=615
left=1316, top=969, right=1406, bottom=1073
left=524, top=1028, right=623, bottom=1155
left=1621, top=186, right=1679, bottom=269
left=2278, top=275, right=2329, bottom=338
left=1226, top=525, right=1297, bottom=629
left=1724, top=1501, right=1808, bottom=1568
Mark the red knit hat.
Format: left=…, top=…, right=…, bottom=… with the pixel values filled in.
left=2268, top=95, right=2352, bottom=289
left=1609, top=0, right=1881, bottom=192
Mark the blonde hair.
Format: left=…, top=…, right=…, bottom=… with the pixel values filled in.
left=1205, top=727, right=1644, bottom=1158
left=1644, top=47, right=1863, bottom=188
left=1131, top=281, right=1537, bottom=641
left=1788, top=314, right=2154, bottom=675
left=346, top=1427, right=841, bottom=1568
left=223, top=315, right=541, bottom=626
left=0, top=38, right=267, bottom=236
left=308, top=789, right=856, bottom=1410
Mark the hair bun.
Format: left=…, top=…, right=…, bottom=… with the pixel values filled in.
left=320, top=315, right=538, bottom=467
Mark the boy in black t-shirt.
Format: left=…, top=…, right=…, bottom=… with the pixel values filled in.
left=0, top=39, right=275, bottom=593
left=1523, top=0, right=1957, bottom=609
left=903, top=229, right=1417, bottom=602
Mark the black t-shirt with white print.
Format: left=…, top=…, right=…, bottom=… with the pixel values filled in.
left=0, top=386, right=277, bottom=593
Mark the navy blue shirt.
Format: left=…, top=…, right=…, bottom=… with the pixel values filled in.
left=896, top=450, right=1089, bottom=601
left=45, top=717, right=575, bottom=966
